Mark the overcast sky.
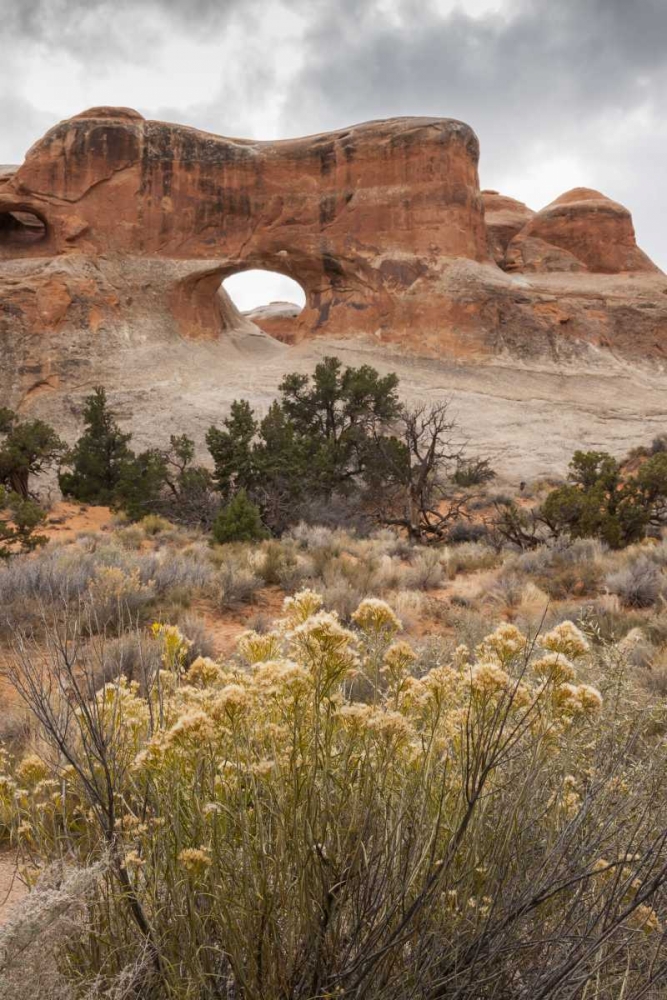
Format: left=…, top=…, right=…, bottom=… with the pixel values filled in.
left=1, top=0, right=666, bottom=309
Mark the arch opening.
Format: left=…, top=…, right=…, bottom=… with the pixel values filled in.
left=0, top=208, right=47, bottom=248
left=222, top=268, right=306, bottom=322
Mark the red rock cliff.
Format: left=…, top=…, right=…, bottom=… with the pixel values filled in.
left=1, top=108, right=666, bottom=403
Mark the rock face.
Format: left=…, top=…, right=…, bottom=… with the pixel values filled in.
left=505, top=188, right=659, bottom=275
left=0, top=108, right=486, bottom=346
left=244, top=302, right=303, bottom=344
left=1, top=107, right=667, bottom=418
left=482, top=190, right=535, bottom=267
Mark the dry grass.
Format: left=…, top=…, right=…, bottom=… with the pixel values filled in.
left=3, top=508, right=667, bottom=995
left=6, top=595, right=667, bottom=998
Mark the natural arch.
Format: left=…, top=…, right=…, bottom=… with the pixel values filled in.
left=168, top=251, right=378, bottom=344
left=0, top=208, right=47, bottom=248
left=2, top=112, right=490, bottom=343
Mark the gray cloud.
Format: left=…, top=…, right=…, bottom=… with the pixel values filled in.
left=280, top=0, right=667, bottom=264
left=287, top=0, right=667, bottom=143
left=0, top=0, right=319, bottom=59
left=0, top=0, right=248, bottom=63
left=0, top=92, right=61, bottom=165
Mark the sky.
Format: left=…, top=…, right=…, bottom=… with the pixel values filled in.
left=1, top=0, right=666, bottom=310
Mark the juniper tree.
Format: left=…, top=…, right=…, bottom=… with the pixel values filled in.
left=0, top=408, right=64, bottom=499
left=59, top=388, right=133, bottom=504
left=205, top=357, right=403, bottom=532
left=0, top=486, right=47, bottom=557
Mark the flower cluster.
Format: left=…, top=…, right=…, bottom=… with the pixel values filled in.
left=352, top=598, right=402, bottom=636
left=532, top=652, right=576, bottom=685
left=152, top=622, right=192, bottom=673
left=3, top=588, right=621, bottom=998
left=178, top=847, right=212, bottom=874
left=476, top=623, right=527, bottom=663
left=542, top=621, right=590, bottom=660
left=552, top=682, right=603, bottom=718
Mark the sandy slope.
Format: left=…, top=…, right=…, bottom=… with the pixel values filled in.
left=22, top=328, right=667, bottom=487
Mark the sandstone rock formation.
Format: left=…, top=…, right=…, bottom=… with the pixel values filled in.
left=505, top=188, right=659, bottom=275
left=0, top=108, right=487, bottom=347
left=2, top=107, right=667, bottom=473
left=244, top=302, right=303, bottom=344
left=481, top=190, right=535, bottom=267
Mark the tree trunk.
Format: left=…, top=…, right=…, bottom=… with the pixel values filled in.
left=9, top=468, right=29, bottom=499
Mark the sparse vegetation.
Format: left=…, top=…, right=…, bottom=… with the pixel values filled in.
left=453, top=454, right=496, bottom=486
left=606, top=554, right=664, bottom=608
left=6, top=364, right=667, bottom=998
left=368, top=401, right=490, bottom=542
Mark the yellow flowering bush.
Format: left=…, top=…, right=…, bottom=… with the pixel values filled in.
left=15, top=752, right=48, bottom=787
left=4, top=591, right=667, bottom=999
left=151, top=622, right=191, bottom=673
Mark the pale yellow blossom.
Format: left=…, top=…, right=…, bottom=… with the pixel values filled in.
left=476, top=623, right=526, bottom=662
left=280, top=589, right=323, bottom=626
left=470, top=662, right=511, bottom=697
left=542, top=621, right=589, bottom=660
left=187, top=657, right=224, bottom=687
left=532, top=652, right=576, bottom=685
left=210, top=684, right=253, bottom=723
left=178, top=847, right=212, bottom=873
left=352, top=598, right=402, bottom=635
left=16, top=754, right=48, bottom=787
left=237, top=630, right=282, bottom=664
left=383, top=640, right=416, bottom=675
left=165, top=710, right=215, bottom=747
left=123, top=850, right=145, bottom=869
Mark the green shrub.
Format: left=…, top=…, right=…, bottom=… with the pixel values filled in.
left=0, top=407, right=64, bottom=499
left=258, top=540, right=297, bottom=586
left=139, top=514, right=172, bottom=537
left=59, top=387, right=134, bottom=505
left=446, top=520, right=489, bottom=543
left=453, top=456, right=496, bottom=487
left=541, top=450, right=667, bottom=549
left=0, top=487, right=47, bottom=558
left=212, top=490, right=268, bottom=544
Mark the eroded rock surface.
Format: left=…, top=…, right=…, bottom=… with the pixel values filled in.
left=0, top=108, right=487, bottom=346
left=482, top=190, right=535, bottom=267
left=1, top=108, right=667, bottom=475
left=506, top=188, right=659, bottom=275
